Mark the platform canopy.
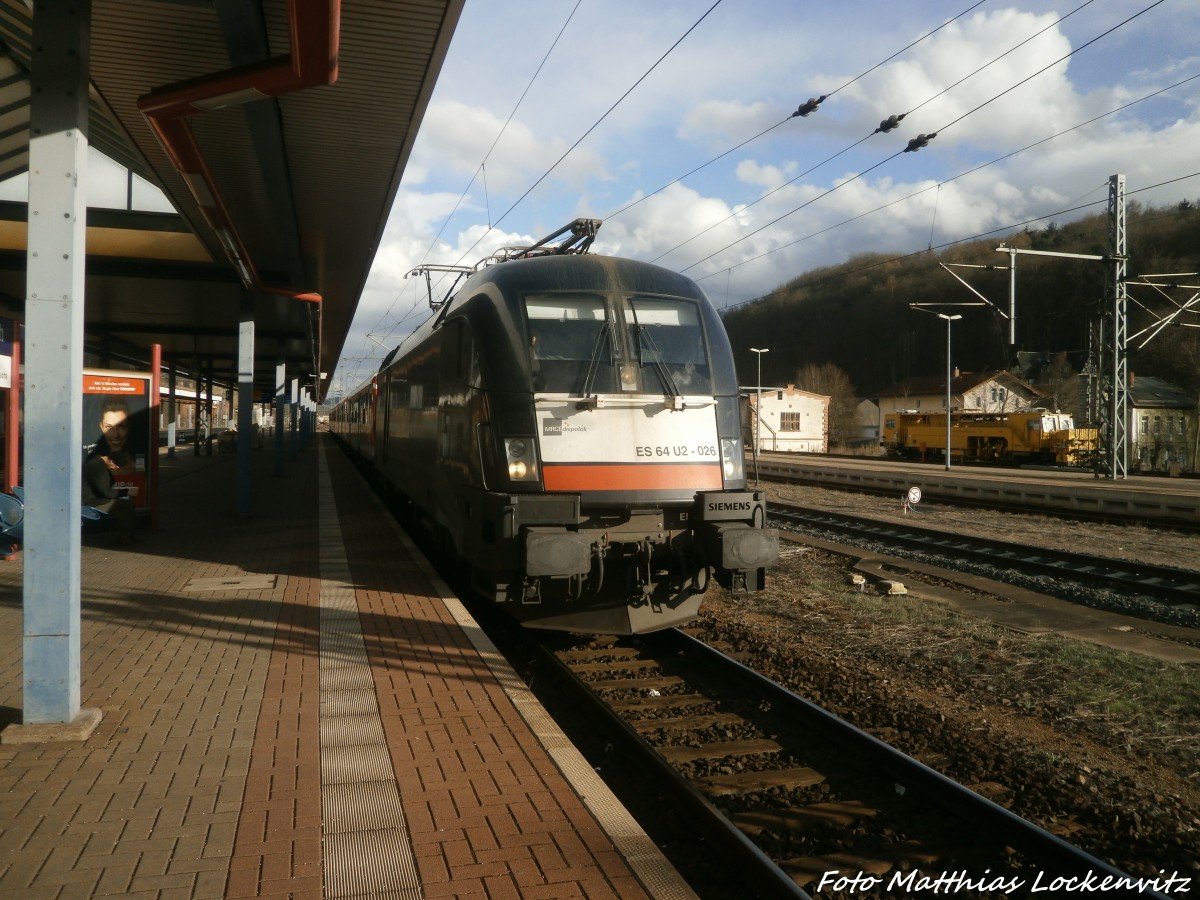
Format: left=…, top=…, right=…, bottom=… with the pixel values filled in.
left=0, top=0, right=463, bottom=400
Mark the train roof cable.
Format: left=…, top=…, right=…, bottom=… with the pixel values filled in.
left=358, top=0, right=586, bottom=352
left=415, top=0, right=584, bottom=264
left=676, top=0, right=1168, bottom=276
left=903, top=0, right=1095, bottom=122
left=445, top=0, right=726, bottom=273
left=341, top=1, right=1162, bottom=386
left=716, top=170, right=1200, bottom=314
left=694, top=69, right=1200, bottom=284
left=925, top=0, right=1165, bottom=143
left=613, top=0, right=993, bottom=237
left=824, top=0, right=991, bottom=101
left=649, top=0, right=1095, bottom=266
left=358, top=0, right=992, bottom=376
left=357, top=0, right=730, bottom=376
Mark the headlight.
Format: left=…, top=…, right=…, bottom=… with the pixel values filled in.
left=720, top=438, right=744, bottom=485
left=504, top=437, right=539, bottom=482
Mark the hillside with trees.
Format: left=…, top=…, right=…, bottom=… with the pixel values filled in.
left=720, top=199, right=1200, bottom=405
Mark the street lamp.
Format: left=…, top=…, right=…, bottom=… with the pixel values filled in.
left=910, top=307, right=961, bottom=470
left=750, top=347, right=769, bottom=485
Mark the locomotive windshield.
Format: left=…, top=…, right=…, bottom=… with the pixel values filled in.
left=525, top=292, right=711, bottom=396
left=626, top=296, right=709, bottom=394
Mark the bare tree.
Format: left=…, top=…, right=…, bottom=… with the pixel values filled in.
left=795, top=363, right=859, bottom=448
left=1040, top=353, right=1077, bottom=413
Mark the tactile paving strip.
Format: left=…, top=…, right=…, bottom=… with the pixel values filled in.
left=317, top=446, right=422, bottom=899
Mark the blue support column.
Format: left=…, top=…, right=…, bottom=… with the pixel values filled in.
left=236, top=293, right=254, bottom=513
left=9, top=1, right=100, bottom=739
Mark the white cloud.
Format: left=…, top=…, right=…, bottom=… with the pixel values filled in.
left=334, top=1, right=1200, bottom=389
left=678, top=100, right=778, bottom=146
left=842, top=9, right=1081, bottom=150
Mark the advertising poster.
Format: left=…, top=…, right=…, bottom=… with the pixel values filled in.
left=82, top=370, right=153, bottom=510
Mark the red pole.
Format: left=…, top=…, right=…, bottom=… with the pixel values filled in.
left=5, top=339, right=19, bottom=494
left=150, top=343, right=161, bottom=529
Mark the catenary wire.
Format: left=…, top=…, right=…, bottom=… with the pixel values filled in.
left=355, top=0, right=998, bottom=382
left=353, top=0, right=728, bottom=386
left=604, top=0, right=993, bottom=224
left=651, top=0, right=1094, bottom=265
left=676, top=0, right=1168, bottom=276
left=718, top=172, right=1200, bottom=314
left=445, top=0, right=726, bottom=271
left=692, top=71, right=1200, bottom=284
left=353, top=0, right=587, bottom=366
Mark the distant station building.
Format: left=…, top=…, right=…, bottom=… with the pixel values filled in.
left=743, top=384, right=829, bottom=453
left=1125, top=374, right=1197, bottom=474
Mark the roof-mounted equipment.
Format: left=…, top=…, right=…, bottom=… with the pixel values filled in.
left=488, top=218, right=603, bottom=264
left=409, top=219, right=604, bottom=310
left=407, top=263, right=472, bottom=311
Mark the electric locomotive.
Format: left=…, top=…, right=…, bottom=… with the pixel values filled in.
left=330, top=219, right=778, bottom=634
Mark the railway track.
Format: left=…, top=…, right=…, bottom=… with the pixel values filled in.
left=527, top=628, right=1173, bottom=899
left=753, top=455, right=1200, bottom=531
left=769, top=501, right=1200, bottom=629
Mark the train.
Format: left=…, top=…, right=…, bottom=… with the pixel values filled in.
left=329, top=219, right=778, bottom=634
left=880, top=409, right=1099, bottom=466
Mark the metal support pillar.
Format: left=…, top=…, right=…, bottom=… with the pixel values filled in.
left=298, top=391, right=306, bottom=448
left=1094, top=175, right=1128, bottom=479
left=11, top=1, right=100, bottom=736
left=301, top=390, right=311, bottom=448
left=192, top=353, right=201, bottom=456
left=204, top=364, right=213, bottom=456
left=274, top=361, right=286, bottom=476
left=1085, top=320, right=1101, bottom=425
left=167, top=360, right=177, bottom=459
left=236, top=293, right=255, bottom=513
left=1107, top=174, right=1128, bottom=479
left=288, top=378, right=299, bottom=459
left=150, top=344, right=161, bottom=530
left=1004, top=248, right=1017, bottom=347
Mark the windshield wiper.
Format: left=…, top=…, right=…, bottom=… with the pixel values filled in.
left=636, top=325, right=680, bottom=399
left=580, top=321, right=612, bottom=399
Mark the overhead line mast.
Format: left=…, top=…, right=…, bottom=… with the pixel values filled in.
left=995, top=174, right=1128, bottom=479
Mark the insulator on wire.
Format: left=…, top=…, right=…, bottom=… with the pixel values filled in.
left=875, top=113, right=905, bottom=133
left=904, top=132, right=937, bottom=153
left=792, top=95, right=826, bottom=117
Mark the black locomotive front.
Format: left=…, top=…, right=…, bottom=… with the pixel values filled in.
left=340, top=230, right=777, bottom=633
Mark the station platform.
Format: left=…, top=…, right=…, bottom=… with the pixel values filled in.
left=0, top=435, right=695, bottom=899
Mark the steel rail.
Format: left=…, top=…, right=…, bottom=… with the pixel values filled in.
left=769, top=502, right=1200, bottom=608
left=528, top=631, right=811, bottom=899
left=653, top=629, right=1175, bottom=899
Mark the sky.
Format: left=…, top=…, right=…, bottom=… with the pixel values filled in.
left=36, top=0, right=1200, bottom=398
left=331, top=0, right=1200, bottom=394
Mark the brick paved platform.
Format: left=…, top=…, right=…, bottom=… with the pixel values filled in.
left=0, top=435, right=696, bottom=899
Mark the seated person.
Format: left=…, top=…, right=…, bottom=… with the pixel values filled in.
left=82, top=399, right=138, bottom=544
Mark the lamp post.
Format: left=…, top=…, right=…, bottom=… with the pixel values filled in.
left=750, top=347, right=768, bottom=485
left=910, top=307, right=961, bottom=470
